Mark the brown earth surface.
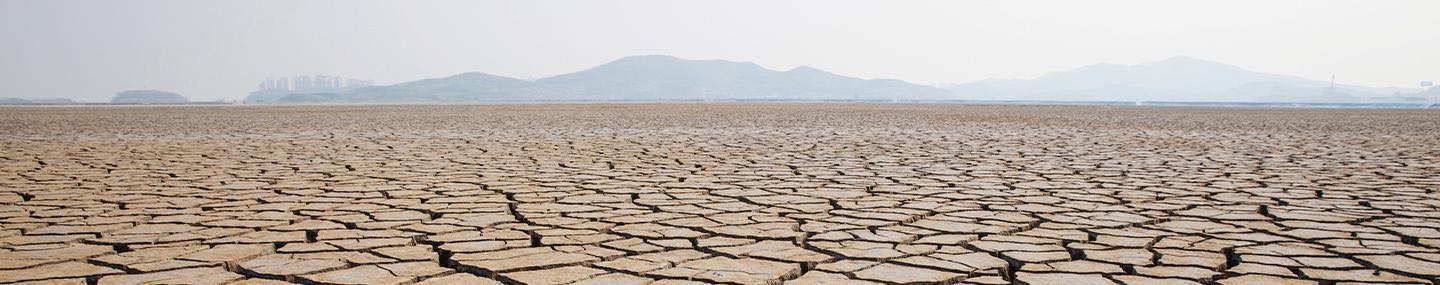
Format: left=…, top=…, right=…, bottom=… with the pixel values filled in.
left=1, top=104, right=1438, bottom=285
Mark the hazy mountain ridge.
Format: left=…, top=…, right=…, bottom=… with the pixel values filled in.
left=0, top=97, right=77, bottom=105
left=259, top=55, right=953, bottom=103
left=246, top=55, right=1428, bottom=104
left=112, top=90, right=189, bottom=104
left=945, top=56, right=1422, bottom=102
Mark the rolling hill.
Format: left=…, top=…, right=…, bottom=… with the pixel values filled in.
left=248, top=55, right=1422, bottom=103
left=943, top=56, right=1416, bottom=102
left=256, top=55, right=953, bottom=103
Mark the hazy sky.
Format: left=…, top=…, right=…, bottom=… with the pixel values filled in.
left=2, top=0, right=1437, bottom=101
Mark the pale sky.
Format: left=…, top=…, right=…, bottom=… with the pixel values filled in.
left=1, top=0, right=1436, bottom=102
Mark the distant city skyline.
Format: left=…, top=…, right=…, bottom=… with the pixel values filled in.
left=257, top=75, right=373, bottom=92
left=1, top=0, right=1437, bottom=102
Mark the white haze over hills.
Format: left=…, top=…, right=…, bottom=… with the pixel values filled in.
left=245, top=55, right=1428, bottom=104
left=3, top=1, right=1437, bottom=102
left=943, top=56, right=1424, bottom=102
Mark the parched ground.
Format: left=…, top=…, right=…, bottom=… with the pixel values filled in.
left=1, top=104, right=1438, bottom=285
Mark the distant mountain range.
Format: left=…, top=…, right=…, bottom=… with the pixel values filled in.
left=249, top=55, right=954, bottom=103
left=197, top=55, right=1438, bottom=104
left=1, top=55, right=1431, bottom=105
left=0, top=97, right=76, bottom=105
left=112, top=90, right=190, bottom=104
left=1, top=90, right=212, bottom=105
left=943, top=56, right=1423, bottom=102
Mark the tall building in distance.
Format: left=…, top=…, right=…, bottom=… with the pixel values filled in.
left=247, top=75, right=375, bottom=103
left=258, top=75, right=373, bottom=92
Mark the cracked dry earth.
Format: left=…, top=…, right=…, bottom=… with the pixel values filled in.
left=1, top=104, right=1438, bottom=285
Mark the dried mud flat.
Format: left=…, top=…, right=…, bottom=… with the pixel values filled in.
left=1, top=104, right=1438, bottom=285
